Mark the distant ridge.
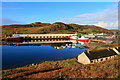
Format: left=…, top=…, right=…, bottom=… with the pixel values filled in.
left=2, top=22, right=120, bottom=37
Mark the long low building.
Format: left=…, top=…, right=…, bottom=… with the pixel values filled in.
left=12, top=34, right=75, bottom=38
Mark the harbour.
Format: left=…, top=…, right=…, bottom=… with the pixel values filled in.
left=1, top=2, right=120, bottom=79
left=2, top=33, right=88, bottom=70
left=2, top=32, right=116, bottom=70
left=2, top=42, right=86, bottom=70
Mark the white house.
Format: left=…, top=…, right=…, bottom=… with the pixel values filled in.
left=77, top=47, right=120, bottom=64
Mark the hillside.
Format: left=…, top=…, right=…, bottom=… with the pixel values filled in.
left=2, top=56, right=119, bottom=79
left=2, top=22, right=115, bottom=37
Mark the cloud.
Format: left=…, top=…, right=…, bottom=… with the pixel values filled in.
left=59, top=4, right=118, bottom=29
left=75, top=4, right=118, bottom=22
left=95, top=21, right=118, bottom=29
left=0, top=18, right=21, bottom=25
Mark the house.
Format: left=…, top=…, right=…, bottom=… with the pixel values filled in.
left=77, top=47, right=120, bottom=64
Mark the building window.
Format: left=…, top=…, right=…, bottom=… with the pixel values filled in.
left=106, top=58, right=108, bottom=60
left=91, top=60, right=93, bottom=63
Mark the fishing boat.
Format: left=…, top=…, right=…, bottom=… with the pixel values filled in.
left=70, top=34, right=89, bottom=44
left=6, top=36, right=23, bottom=41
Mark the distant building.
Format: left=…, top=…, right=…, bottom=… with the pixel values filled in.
left=12, top=34, right=74, bottom=39
left=77, top=47, right=120, bottom=64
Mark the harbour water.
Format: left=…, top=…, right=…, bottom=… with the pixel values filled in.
left=2, top=40, right=86, bottom=70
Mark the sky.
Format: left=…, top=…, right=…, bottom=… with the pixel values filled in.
left=2, top=0, right=119, bottom=2
left=1, top=2, right=118, bottom=29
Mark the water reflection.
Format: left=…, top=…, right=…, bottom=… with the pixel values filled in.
left=2, top=39, right=85, bottom=70
left=6, top=39, right=83, bottom=49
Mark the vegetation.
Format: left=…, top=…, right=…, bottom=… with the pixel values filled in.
left=2, top=56, right=119, bottom=79
left=2, top=22, right=116, bottom=38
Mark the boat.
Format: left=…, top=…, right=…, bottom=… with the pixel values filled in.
left=70, top=34, right=89, bottom=44
left=6, top=36, right=23, bottom=41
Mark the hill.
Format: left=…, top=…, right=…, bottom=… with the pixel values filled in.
left=2, top=22, right=116, bottom=37
left=2, top=56, right=119, bottom=79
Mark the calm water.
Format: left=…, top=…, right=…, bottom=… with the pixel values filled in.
left=2, top=42, right=86, bottom=70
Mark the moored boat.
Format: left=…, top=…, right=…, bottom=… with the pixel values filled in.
left=70, top=34, right=89, bottom=44
left=6, top=36, right=23, bottom=41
